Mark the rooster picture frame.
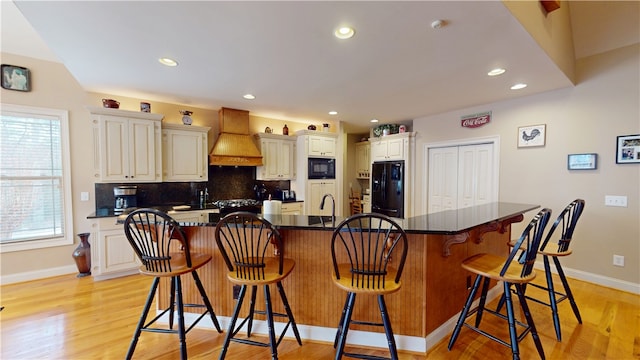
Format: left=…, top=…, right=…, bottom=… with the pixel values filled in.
left=518, top=124, right=546, bottom=148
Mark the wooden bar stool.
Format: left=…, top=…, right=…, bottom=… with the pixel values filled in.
left=123, top=209, right=222, bottom=360
left=498, top=199, right=585, bottom=341
left=330, top=213, right=408, bottom=360
left=214, top=212, right=302, bottom=360
left=448, top=208, right=552, bottom=360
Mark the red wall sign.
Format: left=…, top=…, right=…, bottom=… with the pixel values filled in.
left=461, top=111, right=491, bottom=128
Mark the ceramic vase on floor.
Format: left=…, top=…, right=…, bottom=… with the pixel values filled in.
left=72, top=233, right=91, bottom=277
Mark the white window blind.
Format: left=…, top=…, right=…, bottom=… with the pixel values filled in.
left=0, top=104, right=73, bottom=251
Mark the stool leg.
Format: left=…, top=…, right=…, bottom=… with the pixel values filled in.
left=475, top=277, right=491, bottom=327
left=247, top=285, right=258, bottom=337
left=378, top=295, right=398, bottom=360
left=554, top=256, right=582, bottom=324
left=515, top=284, right=545, bottom=360
left=175, top=276, right=188, bottom=360
left=503, top=282, right=521, bottom=360
left=169, top=277, right=176, bottom=329
left=543, top=256, right=562, bottom=341
left=191, top=270, right=222, bottom=332
left=335, top=292, right=356, bottom=360
left=126, top=277, right=159, bottom=360
left=219, top=285, right=247, bottom=360
left=333, top=295, right=350, bottom=348
left=276, top=281, right=302, bottom=345
left=264, top=285, right=278, bottom=360
left=448, top=274, right=482, bottom=350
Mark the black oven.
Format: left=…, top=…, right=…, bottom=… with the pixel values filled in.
left=308, top=157, right=335, bottom=179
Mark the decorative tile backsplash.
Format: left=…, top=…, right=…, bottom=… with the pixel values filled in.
left=94, top=166, right=275, bottom=211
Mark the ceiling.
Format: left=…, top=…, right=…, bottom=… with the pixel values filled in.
left=2, top=1, right=638, bottom=133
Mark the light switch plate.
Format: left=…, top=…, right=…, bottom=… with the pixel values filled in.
left=605, top=195, right=627, bottom=207
left=80, top=192, right=89, bottom=201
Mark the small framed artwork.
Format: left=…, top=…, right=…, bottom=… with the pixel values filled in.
left=1, top=64, right=31, bottom=92
left=616, top=134, right=640, bottom=164
left=518, top=124, right=546, bottom=148
left=568, top=153, right=597, bottom=170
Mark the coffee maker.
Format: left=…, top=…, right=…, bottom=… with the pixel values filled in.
left=114, top=186, right=137, bottom=213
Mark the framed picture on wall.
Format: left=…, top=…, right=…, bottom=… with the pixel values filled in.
left=517, top=124, right=546, bottom=148
left=568, top=153, right=597, bottom=170
left=1, top=64, right=31, bottom=92
left=616, top=134, right=640, bottom=164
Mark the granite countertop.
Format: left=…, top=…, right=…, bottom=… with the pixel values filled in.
left=106, top=202, right=539, bottom=235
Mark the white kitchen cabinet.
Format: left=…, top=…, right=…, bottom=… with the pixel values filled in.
left=370, top=132, right=414, bottom=161
left=162, top=123, right=210, bottom=182
left=282, top=201, right=304, bottom=215
left=296, top=131, right=338, bottom=158
left=90, top=107, right=163, bottom=182
left=94, top=217, right=139, bottom=281
left=355, top=141, right=370, bottom=178
left=307, top=180, right=336, bottom=216
left=308, top=135, right=336, bottom=157
left=362, top=194, right=371, bottom=213
left=255, top=133, right=296, bottom=180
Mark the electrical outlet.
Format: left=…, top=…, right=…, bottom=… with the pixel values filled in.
left=605, top=195, right=628, bottom=207
left=232, top=285, right=241, bottom=300
left=613, top=255, right=625, bottom=267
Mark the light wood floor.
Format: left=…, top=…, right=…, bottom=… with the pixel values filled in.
left=1, top=272, right=638, bottom=359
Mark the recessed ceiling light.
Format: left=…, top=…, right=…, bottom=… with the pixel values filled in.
left=510, top=83, right=527, bottom=90
left=431, top=20, right=445, bottom=29
left=370, top=119, right=379, bottom=123
left=488, top=68, right=506, bottom=76
left=329, top=111, right=338, bottom=115
left=335, top=26, right=355, bottom=39
left=158, top=57, right=178, bottom=67
left=243, top=94, right=255, bottom=100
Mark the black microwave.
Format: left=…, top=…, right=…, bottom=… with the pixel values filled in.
left=308, top=157, right=335, bottom=179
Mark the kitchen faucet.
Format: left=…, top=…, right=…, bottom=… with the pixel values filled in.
left=320, top=193, right=335, bottom=227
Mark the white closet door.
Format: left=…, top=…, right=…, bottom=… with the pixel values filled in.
left=428, top=147, right=458, bottom=213
left=457, top=144, right=494, bottom=209
left=428, top=143, right=495, bottom=213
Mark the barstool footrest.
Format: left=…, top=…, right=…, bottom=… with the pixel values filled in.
left=350, top=319, right=384, bottom=327
left=343, top=351, right=392, bottom=360
left=462, top=306, right=533, bottom=348
left=230, top=338, right=270, bottom=347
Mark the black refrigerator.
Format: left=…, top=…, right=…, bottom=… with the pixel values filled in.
left=371, top=160, right=404, bottom=218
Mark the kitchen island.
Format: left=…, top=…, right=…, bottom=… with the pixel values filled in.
left=156, top=202, right=539, bottom=353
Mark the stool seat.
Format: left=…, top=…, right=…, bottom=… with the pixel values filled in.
left=138, top=252, right=211, bottom=277
left=461, top=253, right=537, bottom=284
left=225, top=258, right=295, bottom=286
left=332, top=264, right=402, bottom=295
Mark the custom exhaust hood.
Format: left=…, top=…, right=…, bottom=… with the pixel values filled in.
left=209, top=107, right=263, bottom=166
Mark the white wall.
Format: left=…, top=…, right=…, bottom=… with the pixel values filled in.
left=413, top=44, right=639, bottom=287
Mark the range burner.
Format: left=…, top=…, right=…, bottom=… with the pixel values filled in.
left=213, top=199, right=261, bottom=209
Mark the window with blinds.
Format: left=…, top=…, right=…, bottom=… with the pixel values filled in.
left=0, top=104, right=73, bottom=252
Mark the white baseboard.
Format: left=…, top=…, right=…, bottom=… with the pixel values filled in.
left=157, top=312, right=428, bottom=353
left=0, top=265, right=77, bottom=285
left=534, top=261, right=640, bottom=294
